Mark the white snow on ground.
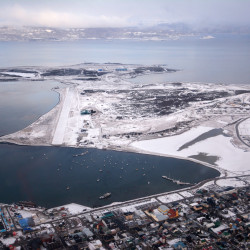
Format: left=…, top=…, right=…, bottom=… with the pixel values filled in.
left=167, top=238, right=182, bottom=246
left=238, top=118, right=250, bottom=146
left=1, top=65, right=250, bottom=180
left=241, top=176, right=250, bottom=184
left=41, top=223, right=53, bottom=229
left=0, top=237, right=16, bottom=246
left=64, top=203, right=91, bottom=214
left=238, top=118, right=250, bottom=135
left=216, top=178, right=247, bottom=187
left=211, top=224, right=229, bottom=234
left=49, top=203, right=91, bottom=215
left=2, top=72, right=36, bottom=78
left=132, top=126, right=250, bottom=173
left=201, top=180, right=216, bottom=187
left=87, top=128, right=100, bottom=139
left=157, top=193, right=183, bottom=204
left=221, top=210, right=236, bottom=219
left=52, top=88, right=72, bottom=145
left=119, top=198, right=158, bottom=213
left=18, top=209, right=35, bottom=218
left=132, top=126, right=211, bottom=154
left=179, top=191, right=194, bottom=198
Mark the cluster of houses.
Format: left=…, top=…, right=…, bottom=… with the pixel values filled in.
left=0, top=184, right=249, bottom=249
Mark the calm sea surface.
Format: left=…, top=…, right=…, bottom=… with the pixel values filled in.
left=0, top=80, right=63, bottom=136
left=1, top=36, right=249, bottom=207
left=0, top=144, right=219, bottom=208
left=1, top=35, right=250, bottom=84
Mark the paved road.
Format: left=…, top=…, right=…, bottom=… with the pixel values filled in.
left=235, top=116, right=250, bottom=148
left=3, top=174, right=249, bottom=250
left=4, top=174, right=249, bottom=230
left=29, top=174, right=250, bottom=227
left=52, top=87, right=72, bottom=145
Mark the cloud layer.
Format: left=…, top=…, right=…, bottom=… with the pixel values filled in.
left=0, top=0, right=250, bottom=28
left=0, top=5, right=129, bottom=28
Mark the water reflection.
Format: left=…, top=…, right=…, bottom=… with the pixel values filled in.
left=0, top=80, right=64, bottom=135
left=0, top=144, right=219, bottom=208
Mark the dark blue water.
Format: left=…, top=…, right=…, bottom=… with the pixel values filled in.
left=0, top=80, right=220, bottom=208
left=0, top=80, right=63, bottom=136
left=0, top=35, right=250, bottom=84
left=2, top=36, right=248, bottom=207
left=0, top=78, right=220, bottom=208
left=0, top=144, right=219, bottom=208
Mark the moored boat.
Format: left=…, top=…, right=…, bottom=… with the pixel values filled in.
left=99, top=192, right=111, bottom=199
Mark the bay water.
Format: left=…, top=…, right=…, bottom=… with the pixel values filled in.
left=1, top=36, right=248, bottom=207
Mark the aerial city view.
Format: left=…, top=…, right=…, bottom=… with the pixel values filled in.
left=0, top=0, right=250, bottom=249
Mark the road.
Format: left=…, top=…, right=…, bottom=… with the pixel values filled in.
left=235, top=116, right=250, bottom=148
left=2, top=174, right=249, bottom=250
left=52, top=87, right=73, bottom=145
left=25, top=174, right=249, bottom=227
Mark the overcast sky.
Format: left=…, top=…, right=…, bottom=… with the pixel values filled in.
left=0, top=0, right=250, bottom=28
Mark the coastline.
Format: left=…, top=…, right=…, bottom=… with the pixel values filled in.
left=121, top=146, right=225, bottom=176
left=0, top=64, right=250, bottom=186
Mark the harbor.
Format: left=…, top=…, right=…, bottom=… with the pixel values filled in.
left=0, top=143, right=219, bottom=208
left=0, top=175, right=249, bottom=249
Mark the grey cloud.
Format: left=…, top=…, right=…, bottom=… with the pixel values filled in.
left=0, top=0, right=250, bottom=28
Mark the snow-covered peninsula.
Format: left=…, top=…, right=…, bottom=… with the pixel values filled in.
left=1, top=63, right=250, bottom=176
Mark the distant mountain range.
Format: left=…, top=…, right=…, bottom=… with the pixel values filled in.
left=0, top=23, right=249, bottom=41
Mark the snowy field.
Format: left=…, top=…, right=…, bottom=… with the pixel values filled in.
left=52, top=88, right=73, bottom=145
left=216, top=178, right=248, bottom=187
left=2, top=71, right=37, bottom=78
left=132, top=125, right=250, bottom=173
left=238, top=117, right=250, bottom=146
left=157, top=193, right=183, bottom=204
left=49, top=203, right=91, bottom=215
left=239, top=118, right=250, bottom=135
left=1, top=63, right=250, bottom=178
left=179, top=191, right=194, bottom=198
left=119, top=198, right=158, bottom=213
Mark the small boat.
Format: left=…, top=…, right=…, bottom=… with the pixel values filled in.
left=148, top=181, right=150, bottom=185
left=97, top=179, right=100, bottom=182
left=99, top=192, right=111, bottom=199
left=66, top=186, right=70, bottom=190
left=136, top=169, right=139, bottom=171
left=73, top=151, right=88, bottom=157
left=99, top=169, right=103, bottom=172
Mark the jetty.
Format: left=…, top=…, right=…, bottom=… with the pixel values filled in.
left=162, top=176, right=191, bottom=185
